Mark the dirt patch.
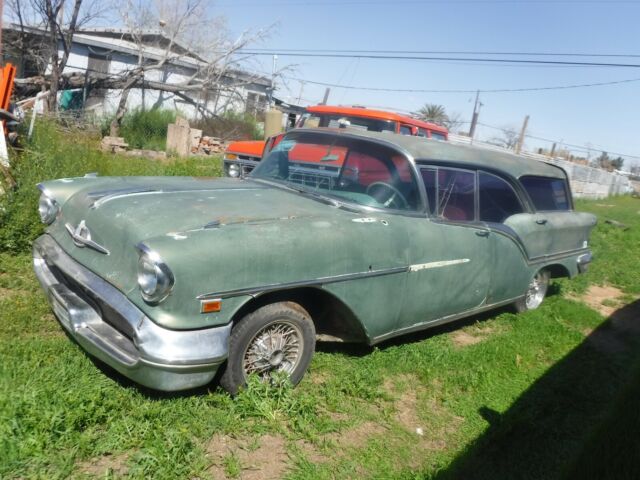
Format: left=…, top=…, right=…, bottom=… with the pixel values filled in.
left=308, top=371, right=329, bottom=386
left=294, top=439, right=326, bottom=464
left=577, top=285, right=625, bottom=317
left=0, top=286, right=28, bottom=300
left=451, top=325, right=496, bottom=348
left=451, top=331, right=483, bottom=347
left=325, top=421, right=386, bottom=450
left=206, top=433, right=288, bottom=480
left=77, top=453, right=128, bottom=477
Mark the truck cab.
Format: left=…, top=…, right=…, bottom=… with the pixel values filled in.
left=224, top=105, right=448, bottom=178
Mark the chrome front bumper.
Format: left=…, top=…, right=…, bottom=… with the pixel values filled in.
left=33, top=235, right=231, bottom=391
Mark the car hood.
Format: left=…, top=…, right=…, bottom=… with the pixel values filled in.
left=51, top=177, right=331, bottom=246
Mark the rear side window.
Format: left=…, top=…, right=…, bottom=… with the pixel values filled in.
left=479, top=172, right=523, bottom=222
left=421, top=167, right=476, bottom=221
left=520, top=176, right=570, bottom=211
left=430, top=132, right=446, bottom=141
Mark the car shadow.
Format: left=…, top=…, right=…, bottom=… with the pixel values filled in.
left=428, top=298, right=640, bottom=480
left=316, top=304, right=515, bottom=356
left=316, top=283, right=562, bottom=356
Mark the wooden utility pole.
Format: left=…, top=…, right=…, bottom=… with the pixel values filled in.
left=321, top=87, right=331, bottom=105
left=515, top=115, right=530, bottom=154
left=468, top=90, right=481, bottom=141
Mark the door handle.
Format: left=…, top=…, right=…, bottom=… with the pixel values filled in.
left=536, top=219, right=548, bottom=225
left=475, top=230, right=490, bottom=237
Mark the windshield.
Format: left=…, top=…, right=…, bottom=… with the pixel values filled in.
left=298, top=113, right=397, bottom=133
left=250, top=132, right=422, bottom=212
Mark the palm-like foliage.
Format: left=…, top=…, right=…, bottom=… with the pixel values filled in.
left=416, top=104, right=448, bottom=126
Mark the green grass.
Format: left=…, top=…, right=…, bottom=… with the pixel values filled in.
left=1, top=124, right=640, bottom=478
left=114, top=108, right=177, bottom=151
left=0, top=120, right=222, bottom=254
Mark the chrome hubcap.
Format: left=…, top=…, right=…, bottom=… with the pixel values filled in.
left=242, top=321, right=302, bottom=379
left=525, top=273, right=547, bottom=310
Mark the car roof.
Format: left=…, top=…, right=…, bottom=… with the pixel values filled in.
left=291, top=128, right=568, bottom=180
left=305, top=105, right=449, bottom=134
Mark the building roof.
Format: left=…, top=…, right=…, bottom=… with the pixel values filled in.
left=5, top=23, right=272, bottom=87
left=296, top=128, right=568, bottom=179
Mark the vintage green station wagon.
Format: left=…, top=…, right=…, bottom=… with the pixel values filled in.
left=33, top=129, right=596, bottom=393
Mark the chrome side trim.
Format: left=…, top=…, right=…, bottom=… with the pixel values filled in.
left=197, top=266, right=408, bottom=300
left=529, top=247, right=591, bottom=265
left=371, top=295, right=522, bottom=345
left=486, top=223, right=590, bottom=266
left=409, top=259, right=470, bottom=272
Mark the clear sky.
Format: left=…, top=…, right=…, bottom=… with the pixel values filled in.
left=216, top=0, right=640, bottom=166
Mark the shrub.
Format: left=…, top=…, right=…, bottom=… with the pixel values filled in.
left=191, top=111, right=263, bottom=142
left=106, top=108, right=177, bottom=151
left=0, top=119, right=222, bottom=254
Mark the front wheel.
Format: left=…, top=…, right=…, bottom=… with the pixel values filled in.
left=514, top=270, right=550, bottom=313
left=219, top=302, right=316, bottom=395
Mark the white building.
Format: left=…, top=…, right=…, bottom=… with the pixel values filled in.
left=6, top=25, right=271, bottom=118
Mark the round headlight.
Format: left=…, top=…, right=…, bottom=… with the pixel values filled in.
left=228, top=162, right=241, bottom=178
left=136, top=247, right=175, bottom=304
left=38, top=193, right=59, bottom=224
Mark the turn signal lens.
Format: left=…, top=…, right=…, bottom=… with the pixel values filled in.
left=201, top=299, right=221, bottom=314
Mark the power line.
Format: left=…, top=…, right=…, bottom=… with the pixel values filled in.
left=241, top=48, right=640, bottom=59
left=218, top=0, right=640, bottom=5
left=477, top=122, right=640, bottom=159
left=237, top=51, right=640, bottom=68
left=280, top=75, right=640, bottom=94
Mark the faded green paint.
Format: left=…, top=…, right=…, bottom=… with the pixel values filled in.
left=37, top=132, right=596, bottom=344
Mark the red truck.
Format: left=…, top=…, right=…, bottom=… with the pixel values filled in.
left=224, top=104, right=448, bottom=178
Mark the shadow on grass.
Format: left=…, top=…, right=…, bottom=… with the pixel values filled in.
left=430, top=299, right=640, bottom=480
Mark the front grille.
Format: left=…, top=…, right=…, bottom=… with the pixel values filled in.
left=47, top=263, right=135, bottom=339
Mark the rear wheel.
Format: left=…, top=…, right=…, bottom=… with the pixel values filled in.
left=220, top=302, right=316, bottom=395
left=514, top=270, right=550, bottom=313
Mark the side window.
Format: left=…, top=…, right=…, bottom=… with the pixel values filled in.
left=430, top=132, right=446, bottom=141
left=520, top=176, right=570, bottom=211
left=420, top=168, right=437, bottom=214
left=417, top=128, right=429, bottom=138
left=438, top=169, right=476, bottom=221
left=420, top=167, right=476, bottom=220
left=479, top=172, right=524, bottom=223
left=399, top=125, right=413, bottom=136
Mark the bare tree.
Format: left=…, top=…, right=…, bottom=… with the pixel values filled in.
left=489, top=126, right=519, bottom=150
left=107, top=0, right=274, bottom=135
left=443, top=111, right=465, bottom=133
left=5, top=0, right=107, bottom=111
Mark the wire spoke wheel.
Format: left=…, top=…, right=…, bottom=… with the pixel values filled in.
left=524, top=271, right=549, bottom=310
left=242, top=320, right=303, bottom=380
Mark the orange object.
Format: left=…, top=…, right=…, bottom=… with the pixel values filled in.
left=225, top=104, right=449, bottom=163
left=0, top=63, right=16, bottom=134
left=0, top=63, right=16, bottom=111
left=200, top=299, right=222, bottom=314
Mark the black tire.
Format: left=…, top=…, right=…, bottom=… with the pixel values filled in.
left=219, top=301, right=316, bottom=395
left=514, top=270, right=550, bottom=313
